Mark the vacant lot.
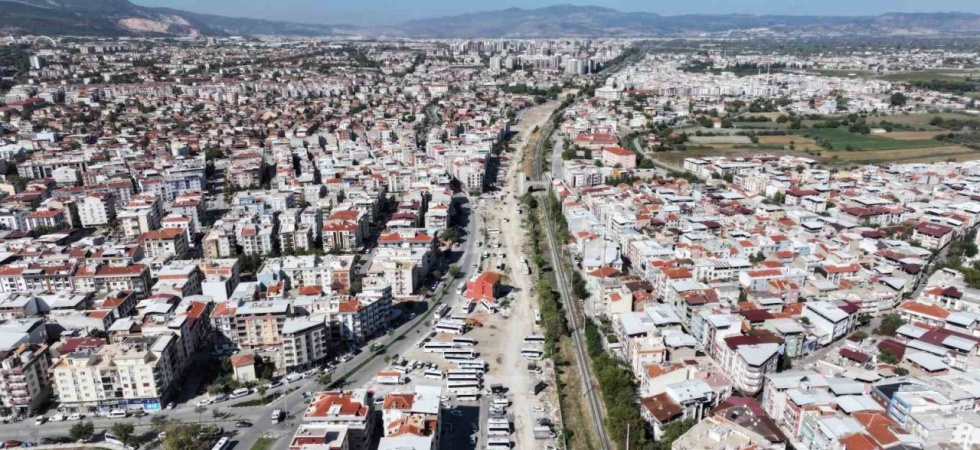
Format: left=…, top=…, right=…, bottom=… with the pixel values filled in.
left=688, top=135, right=753, bottom=145
left=654, top=148, right=814, bottom=167
left=792, top=127, right=944, bottom=150
left=757, top=135, right=822, bottom=150
left=822, top=146, right=977, bottom=164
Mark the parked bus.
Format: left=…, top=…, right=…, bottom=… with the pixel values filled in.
left=423, top=342, right=458, bottom=353
left=104, top=433, right=126, bottom=448
left=436, top=322, right=466, bottom=334
left=447, top=369, right=483, bottom=377
left=452, top=337, right=477, bottom=347
left=487, top=438, right=512, bottom=449
left=444, top=349, right=477, bottom=360
left=447, top=380, right=482, bottom=391
left=211, top=437, right=231, bottom=450
left=487, top=419, right=511, bottom=437
left=520, top=348, right=544, bottom=360
left=435, top=304, right=450, bottom=319
left=457, top=284, right=466, bottom=295
left=524, top=335, right=546, bottom=344
left=457, top=360, right=487, bottom=371
left=423, top=370, right=443, bottom=380
left=446, top=372, right=481, bottom=382
left=457, top=392, right=480, bottom=401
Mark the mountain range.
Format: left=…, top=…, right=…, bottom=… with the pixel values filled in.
left=2, top=1, right=980, bottom=38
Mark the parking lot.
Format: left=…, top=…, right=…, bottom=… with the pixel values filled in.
left=385, top=186, right=560, bottom=450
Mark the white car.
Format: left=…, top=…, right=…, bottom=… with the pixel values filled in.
left=196, top=398, right=212, bottom=406
left=67, top=413, right=83, bottom=421
left=50, top=414, right=66, bottom=422
left=34, top=415, right=45, bottom=425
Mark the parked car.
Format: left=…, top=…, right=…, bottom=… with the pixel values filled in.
left=33, top=416, right=45, bottom=426
left=67, top=413, right=82, bottom=421
left=196, top=398, right=212, bottom=407
left=49, top=414, right=66, bottom=422
left=265, top=381, right=283, bottom=389
left=235, top=421, right=252, bottom=428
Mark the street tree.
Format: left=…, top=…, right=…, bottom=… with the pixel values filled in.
left=69, top=420, right=95, bottom=442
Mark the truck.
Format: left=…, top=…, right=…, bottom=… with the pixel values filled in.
left=376, top=371, right=405, bottom=385
left=533, top=426, right=556, bottom=439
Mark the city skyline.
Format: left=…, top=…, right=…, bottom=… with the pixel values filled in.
left=133, top=0, right=980, bottom=26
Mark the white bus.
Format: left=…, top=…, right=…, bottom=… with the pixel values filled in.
left=211, top=436, right=231, bottom=450
left=448, top=387, right=480, bottom=398
left=487, top=438, right=512, bottom=449
left=524, top=335, right=546, bottom=344
left=487, top=419, right=511, bottom=437
left=423, top=342, right=458, bottom=353
left=435, top=322, right=467, bottom=335
left=457, top=361, right=487, bottom=371
left=457, top=284, right=466, bottom=295
left=447, top=369, right=483, bottom=376
left=457, top=392, right=480, bottom=401
left=446, top=372, right=481, bottom=382
left=447, top=380, right=482, bottom=391
left=521, top=348, right=544, bottom=360
left=452, top=337, right=477, bottom=346
left=436, top=304, right=450, bottom=319
left=488, top=227, right=501, bottom=234
left=423, top=369, right=443, bottom=380
left=444, top=349, right=477, bottom=360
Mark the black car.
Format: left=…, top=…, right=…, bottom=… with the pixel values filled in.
left=235, top=421, right=252, bottom=428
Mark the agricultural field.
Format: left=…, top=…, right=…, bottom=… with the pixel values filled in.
left=820, top=146, right=978, bottom=164
left=867, top=112, right=971, bottom=130
left=757, top=135, right=823, bottom=151
left=881, top=69, right=980, bottom=83
left=791, top=127, right=945, bottom=150
left=879, top=131, right=951, bottom=141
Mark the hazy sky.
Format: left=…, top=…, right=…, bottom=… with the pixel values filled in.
left=134, top=0, right=980, bottom=25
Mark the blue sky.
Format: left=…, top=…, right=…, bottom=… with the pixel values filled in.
left=135, top=0, right=980, bottom=25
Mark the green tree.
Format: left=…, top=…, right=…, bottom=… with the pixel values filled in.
left=317, top=371, right=333, bottom=389
left=874, top=313, right=906, bottom=336
left=878, top=349, right=900, bottom=365
left=69, top=420, right=95, bottom=442
left=108, top=422, right=136, bottom=446
left=857, top=313, right=873, bottom=327
left=193, top=405, right=207, bottom=423
left=447, top=265, right=460, bottom=279
left=890, top=92, right=908, bottom=107
left=653, top=418, right=697, bottom=450
left=256, top=385, right=268, bottom=398
left=440, top=228, right=459, bottom=243
left=150, top=415, right=171, bottom=433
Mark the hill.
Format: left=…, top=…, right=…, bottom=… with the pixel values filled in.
left=1, top=2, right=980, bottom=38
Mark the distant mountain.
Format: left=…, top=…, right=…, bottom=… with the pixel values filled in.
left=391, top=5, right=980, bottom=38
left=0, top=0, right=351, bottom=37
left=1, top=2, right=980, bottom=38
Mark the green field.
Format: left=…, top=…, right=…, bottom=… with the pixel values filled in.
left=792, top=128, right=945, bottom=150
left=881, top=69, right=980, bottom=83
left=251, top=437, right=277, bottom=450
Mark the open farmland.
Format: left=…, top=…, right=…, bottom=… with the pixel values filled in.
left=821, top=146, right=978, bottom=164
left=879, top=131, right=952, bottom=141
left=792, top=127, right=945, bottom=150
